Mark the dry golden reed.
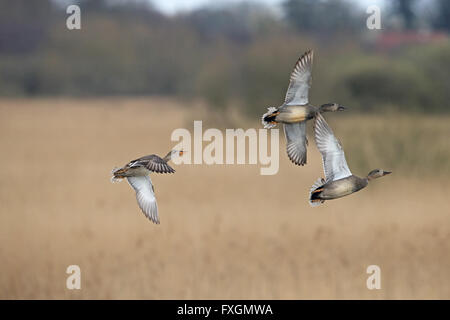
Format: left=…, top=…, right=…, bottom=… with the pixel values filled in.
left=0, top=98, right=449, bottom=299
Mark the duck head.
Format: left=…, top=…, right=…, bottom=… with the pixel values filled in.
left=367, top=169, right=391, bottom=181
left=164, top=149, right=185, bottom=162
left=319, top=103, right=346, bottom=112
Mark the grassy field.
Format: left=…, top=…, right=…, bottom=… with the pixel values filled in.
left=0, top=98, right=449, bottom=299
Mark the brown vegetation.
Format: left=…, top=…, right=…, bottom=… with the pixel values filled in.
left=0, top=98, right=449, bottom=299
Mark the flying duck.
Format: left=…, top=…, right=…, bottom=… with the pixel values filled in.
left=111, top=149, right=184, bottom=224
left=262, top=50, right=346, bottom=166
left=309, top=113, right=391, bottom=206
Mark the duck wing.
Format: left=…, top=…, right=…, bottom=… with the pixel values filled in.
left=283, top=121, right=308, bottom=166
left=129, top=154, right=175, bottom=174
left=313, top=113, right=352, bottom=182
left=127, top=175, right=159, bottom=224
left=284, top=50, right=313, bottom=106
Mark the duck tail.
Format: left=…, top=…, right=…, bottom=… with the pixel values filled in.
left=261, top=107, right=279, bottom=129
left=309, top=178, right=325, bottom=207
left=111, top=166, right=126, bottom=183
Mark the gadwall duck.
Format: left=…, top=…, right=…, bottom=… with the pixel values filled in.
left=261, top=50, right=346, bottom=166
left=309, top=113, right=391, bottom=206
left=309, top=114, right=391, bottom=206
left=111, top=150, right=184, bottom=224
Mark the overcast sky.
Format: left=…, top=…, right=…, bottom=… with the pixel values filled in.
left=150, top=0, right=387, bottom=15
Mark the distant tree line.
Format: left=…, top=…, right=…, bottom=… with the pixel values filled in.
left=0, top=0, right=449, bottom=114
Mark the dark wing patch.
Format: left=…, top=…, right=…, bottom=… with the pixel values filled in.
left=145, top=155, right=175, bottom=174
left=128, top=154, right=175, bottom=174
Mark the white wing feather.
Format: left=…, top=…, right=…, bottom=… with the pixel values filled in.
left=314, top=113, right=352, bottom=182
left=284, top=50, right=313, bottom=106
left=283, top=121, right=308, bottom=165
left=127, top=176, right=159, bottom=224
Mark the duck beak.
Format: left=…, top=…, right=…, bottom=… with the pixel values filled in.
left=383, top=171, right=392, bottom=176
left=338, top=105, right=347, bottom=111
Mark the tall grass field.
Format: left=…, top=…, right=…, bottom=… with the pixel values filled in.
left=0, top=98, right=449, bottom=299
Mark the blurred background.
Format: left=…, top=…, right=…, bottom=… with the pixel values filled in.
left=0, top=0, right=449, bottom=299
left=1, top=0, right=450, bottom=114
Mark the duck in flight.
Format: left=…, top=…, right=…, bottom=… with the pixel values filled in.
left=111, top=150, right=184, bottom=224
left=309, top=113, right=391, bottom=206
left=262, top=50, right=346, bottom=166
